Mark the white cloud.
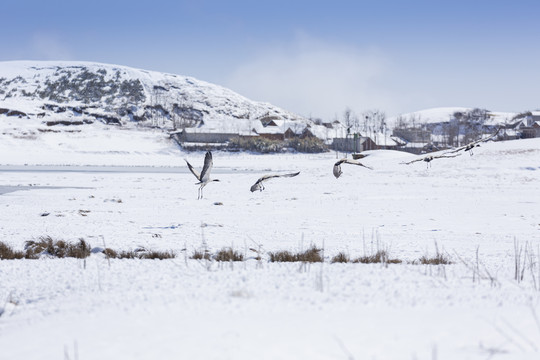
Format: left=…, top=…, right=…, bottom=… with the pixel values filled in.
left=224, top=35, right=398, bottom=121
left=30, top=33, right=73, bottom=60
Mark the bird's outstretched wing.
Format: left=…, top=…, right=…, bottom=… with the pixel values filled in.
left=404, top=153, right=460, bottom=165
left=432, top=153, right=461, bottom=160
left=446, top=127, right=502, bottom=154
left=258, top=171, right=300, bottom=182
left=199, top=151, right=213, bottom=181
left=403, top=157, right=426, bottom=165
left=250, top=172, right=300, bottom=192
left=185, top=159, right=201, bottom=181
left=273, top=171, right=301, bottom=178
left=336, top=158, right=373, bottom=170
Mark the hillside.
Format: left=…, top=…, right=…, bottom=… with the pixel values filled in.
left=0, top=60, right=316, bottom=134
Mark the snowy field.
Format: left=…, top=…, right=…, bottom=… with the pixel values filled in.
left=1, top=121, right=540, bottom=359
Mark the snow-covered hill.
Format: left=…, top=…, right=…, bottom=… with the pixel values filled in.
left=0, top=60, right=311, bottom=133
left=388, top=106, right=521, bottom=127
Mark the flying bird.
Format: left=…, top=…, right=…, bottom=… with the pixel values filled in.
left=185, top=151, right=220, bottom=199
left=333, top=158, right=373, bottom=178
left=445, top=127, right=502, bottom=156
left=403, top=153, right=461, bottom=168
left=250, top=172, right=300, bottom=192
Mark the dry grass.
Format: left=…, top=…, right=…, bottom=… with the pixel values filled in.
left=353, top=250, right=402, bottom=264
left=24, top=236, right=91, bottom=259
left=2, top=237, right=175, bottom=260
left=214, top=247, right=244, bottom=262
left=330, top=252, right=350, bottom=263
left=104, top=248, right=175, bottom=260
left=268, top=250, right=296, bottom=262
left=0, top=241, right=31, bottom=259
left=418, top=253, right=452, bottom=265
left=139, top=250, right=176, bottom=260
left=191, top=250, right=211, bottom=260
left=102, top=248, right=118, bottom=258
left=269, top=245, right=323, bottom=263
left=115, top=250, right=138, bottom=259
left=414, top=242, right=452, bottom=265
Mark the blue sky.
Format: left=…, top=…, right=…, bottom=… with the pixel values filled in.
left=2, top=0, right=540, bottom=119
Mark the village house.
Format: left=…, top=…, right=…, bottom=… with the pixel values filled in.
left=170, top=127, right=258, bottom=148
left=332, top=135, right=377, bottom=153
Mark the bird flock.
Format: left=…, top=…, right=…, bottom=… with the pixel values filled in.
left=185, top=129, right=500, bottom=199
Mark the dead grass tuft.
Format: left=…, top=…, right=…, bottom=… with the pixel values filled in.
left=269, top=245, right=323, bottom=263
left=103, top=248, right=118, bottom=258
left=215, top=247, right=244, bottom=262
left=191, top=250, right=211, bottom=260
left=414, top=242, right=452, bottom=265
left=67, top=238, right=91, bottom=259
left=2, top=238, right=177, bottom=261
left=24, top=236, right=90, bottom=258
left=298, top=246, right=323, bottom=262
left=103, top=248, right=175, bottom=260
left=139, top=250, right=176, bottom=260
left=353, top=250, right=402, bottom=264
left=268, top=250, right=296, bottom=262
left=114, top=250, right=138, bottom=259
left=418, top=253, right=452, bottom=265
left=0, top=241, right=30, bottom=260
left=331, top=252, right=350, bottom=263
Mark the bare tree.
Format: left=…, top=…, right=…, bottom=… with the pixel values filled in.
left=343, top=107, right=354, bottom=134
left=172, top=97, right=198, bottom=130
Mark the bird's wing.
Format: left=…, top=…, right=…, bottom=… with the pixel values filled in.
left=446, top=145, right=467, bottom=153
left=342, top=159, right=373, bottom=170
left=185, top=159, right=201, bottom=181
left=403, top=157, right=425, bottom=165
left=277, top=171, right=300, bottom=178
left=481, top=127, right=502, bottom=142
left=433, top=153, right=461, bottom=159
left=256, top=171, right=300, bottom=183
left=448, top=127, right=502, bottom=153
left=200, top=151, right=213, bottom=180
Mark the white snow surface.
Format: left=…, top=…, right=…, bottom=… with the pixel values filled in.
left=1, top=117, right=540, bottom=359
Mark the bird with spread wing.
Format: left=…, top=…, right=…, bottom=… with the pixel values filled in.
left=250, top=172, right=300, bottom=192
left=333, top=158, right=373, bottom=179
left=185, top=151, right=220, bottom=199
left=445, top=127, right=501, bottom=156
left=403, top=153, right=461, bottom=168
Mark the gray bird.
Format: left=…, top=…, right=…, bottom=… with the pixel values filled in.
left=333, top=158, right=373, bottom=178
left=403, top=153, right=461, bottom=168
left=185, top=151, right=220, bottom=199
left=250, top=172, right=300, bottom=192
